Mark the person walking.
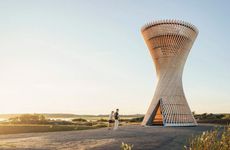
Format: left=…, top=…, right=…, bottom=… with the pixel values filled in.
left=114, top=109, right=119, bottom=130
left=108, top=111, right=114, bottom=130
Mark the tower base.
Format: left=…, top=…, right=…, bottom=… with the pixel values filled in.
left=145, top=98, right=197, bottom=127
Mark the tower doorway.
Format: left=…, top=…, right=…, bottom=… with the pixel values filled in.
left=152, top=102, right=163, bottom=125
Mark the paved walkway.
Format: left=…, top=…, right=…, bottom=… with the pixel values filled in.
left=0, top=124, right=217, bottom=150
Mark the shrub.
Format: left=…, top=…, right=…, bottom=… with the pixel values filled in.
left=129, top=117, right=144, bottom=122
left=121, top=142, right=133, bottom=150
left=194, top=113, right=228, bottom=120
left=119, top=119, right=130, bottom=122
left=184, top=125, right=230, bottom=150
left=9, top=114, right=48, bottom=124
left=223, top=114, right=230, bottom=119
left=72, top=118, right=87, bottom=122
left=73, top=121, right=93, bottom=126
left=96, top=118, right=108, bottom=122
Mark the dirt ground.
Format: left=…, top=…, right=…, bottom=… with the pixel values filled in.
left=0, top=124, right=218, bottom=150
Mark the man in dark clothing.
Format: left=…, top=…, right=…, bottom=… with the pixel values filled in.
left=114, top=109, right=119, bottom=130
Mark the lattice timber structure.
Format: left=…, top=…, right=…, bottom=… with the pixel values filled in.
left=141, top=20, right=198, bottom=126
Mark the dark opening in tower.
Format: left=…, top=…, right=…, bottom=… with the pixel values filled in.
left=152, top=102, right=163, bottom=125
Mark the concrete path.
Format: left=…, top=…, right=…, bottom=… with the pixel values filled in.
left=0, top=124, right=217, bottom=150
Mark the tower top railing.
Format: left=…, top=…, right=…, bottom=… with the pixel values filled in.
left=141, top=19, right=199, bottom=34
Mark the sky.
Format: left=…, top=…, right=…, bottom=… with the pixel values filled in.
left=0, top=0, right=230, bottom=115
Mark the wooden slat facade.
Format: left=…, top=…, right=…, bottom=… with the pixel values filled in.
left=141, top=20, right=198, bottom=126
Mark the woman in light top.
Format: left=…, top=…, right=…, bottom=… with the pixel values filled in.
left=108, top=111, right=114, bottom=130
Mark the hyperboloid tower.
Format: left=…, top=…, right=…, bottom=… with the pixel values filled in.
left=141, top=19, right=198, bottom=126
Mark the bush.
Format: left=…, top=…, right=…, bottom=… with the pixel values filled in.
left=129, top=117, right=144, bottom=122
left=72, top=118, right=87, bottom=122
left=9, top=114, right=48, bottom=124
left=184, top=125, right=230, bottom=150
left=73, top=121, right=93, bottom=126
left=96, top=118, right=108, bottom=122
left=121, top=142, right=133, bottom=150
left=223, top=114, right=230, bottom=119
left=194, top=113, right=228, bottom=120
left=119, top=119, right=130, bottom=122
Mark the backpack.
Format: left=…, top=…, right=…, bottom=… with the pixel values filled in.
left=114, top=112, right=119, bottom=120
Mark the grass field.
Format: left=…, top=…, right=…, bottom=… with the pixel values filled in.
left=0, top=124, right=107, bottom=135
left=0, top=114, right=143, bottom=120
left=1, top=113, right=229, bottom=135
left=0, top=114, right=143, bottom=135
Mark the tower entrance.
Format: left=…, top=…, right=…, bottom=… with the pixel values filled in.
left=152, top=101, right=163, bottom=125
